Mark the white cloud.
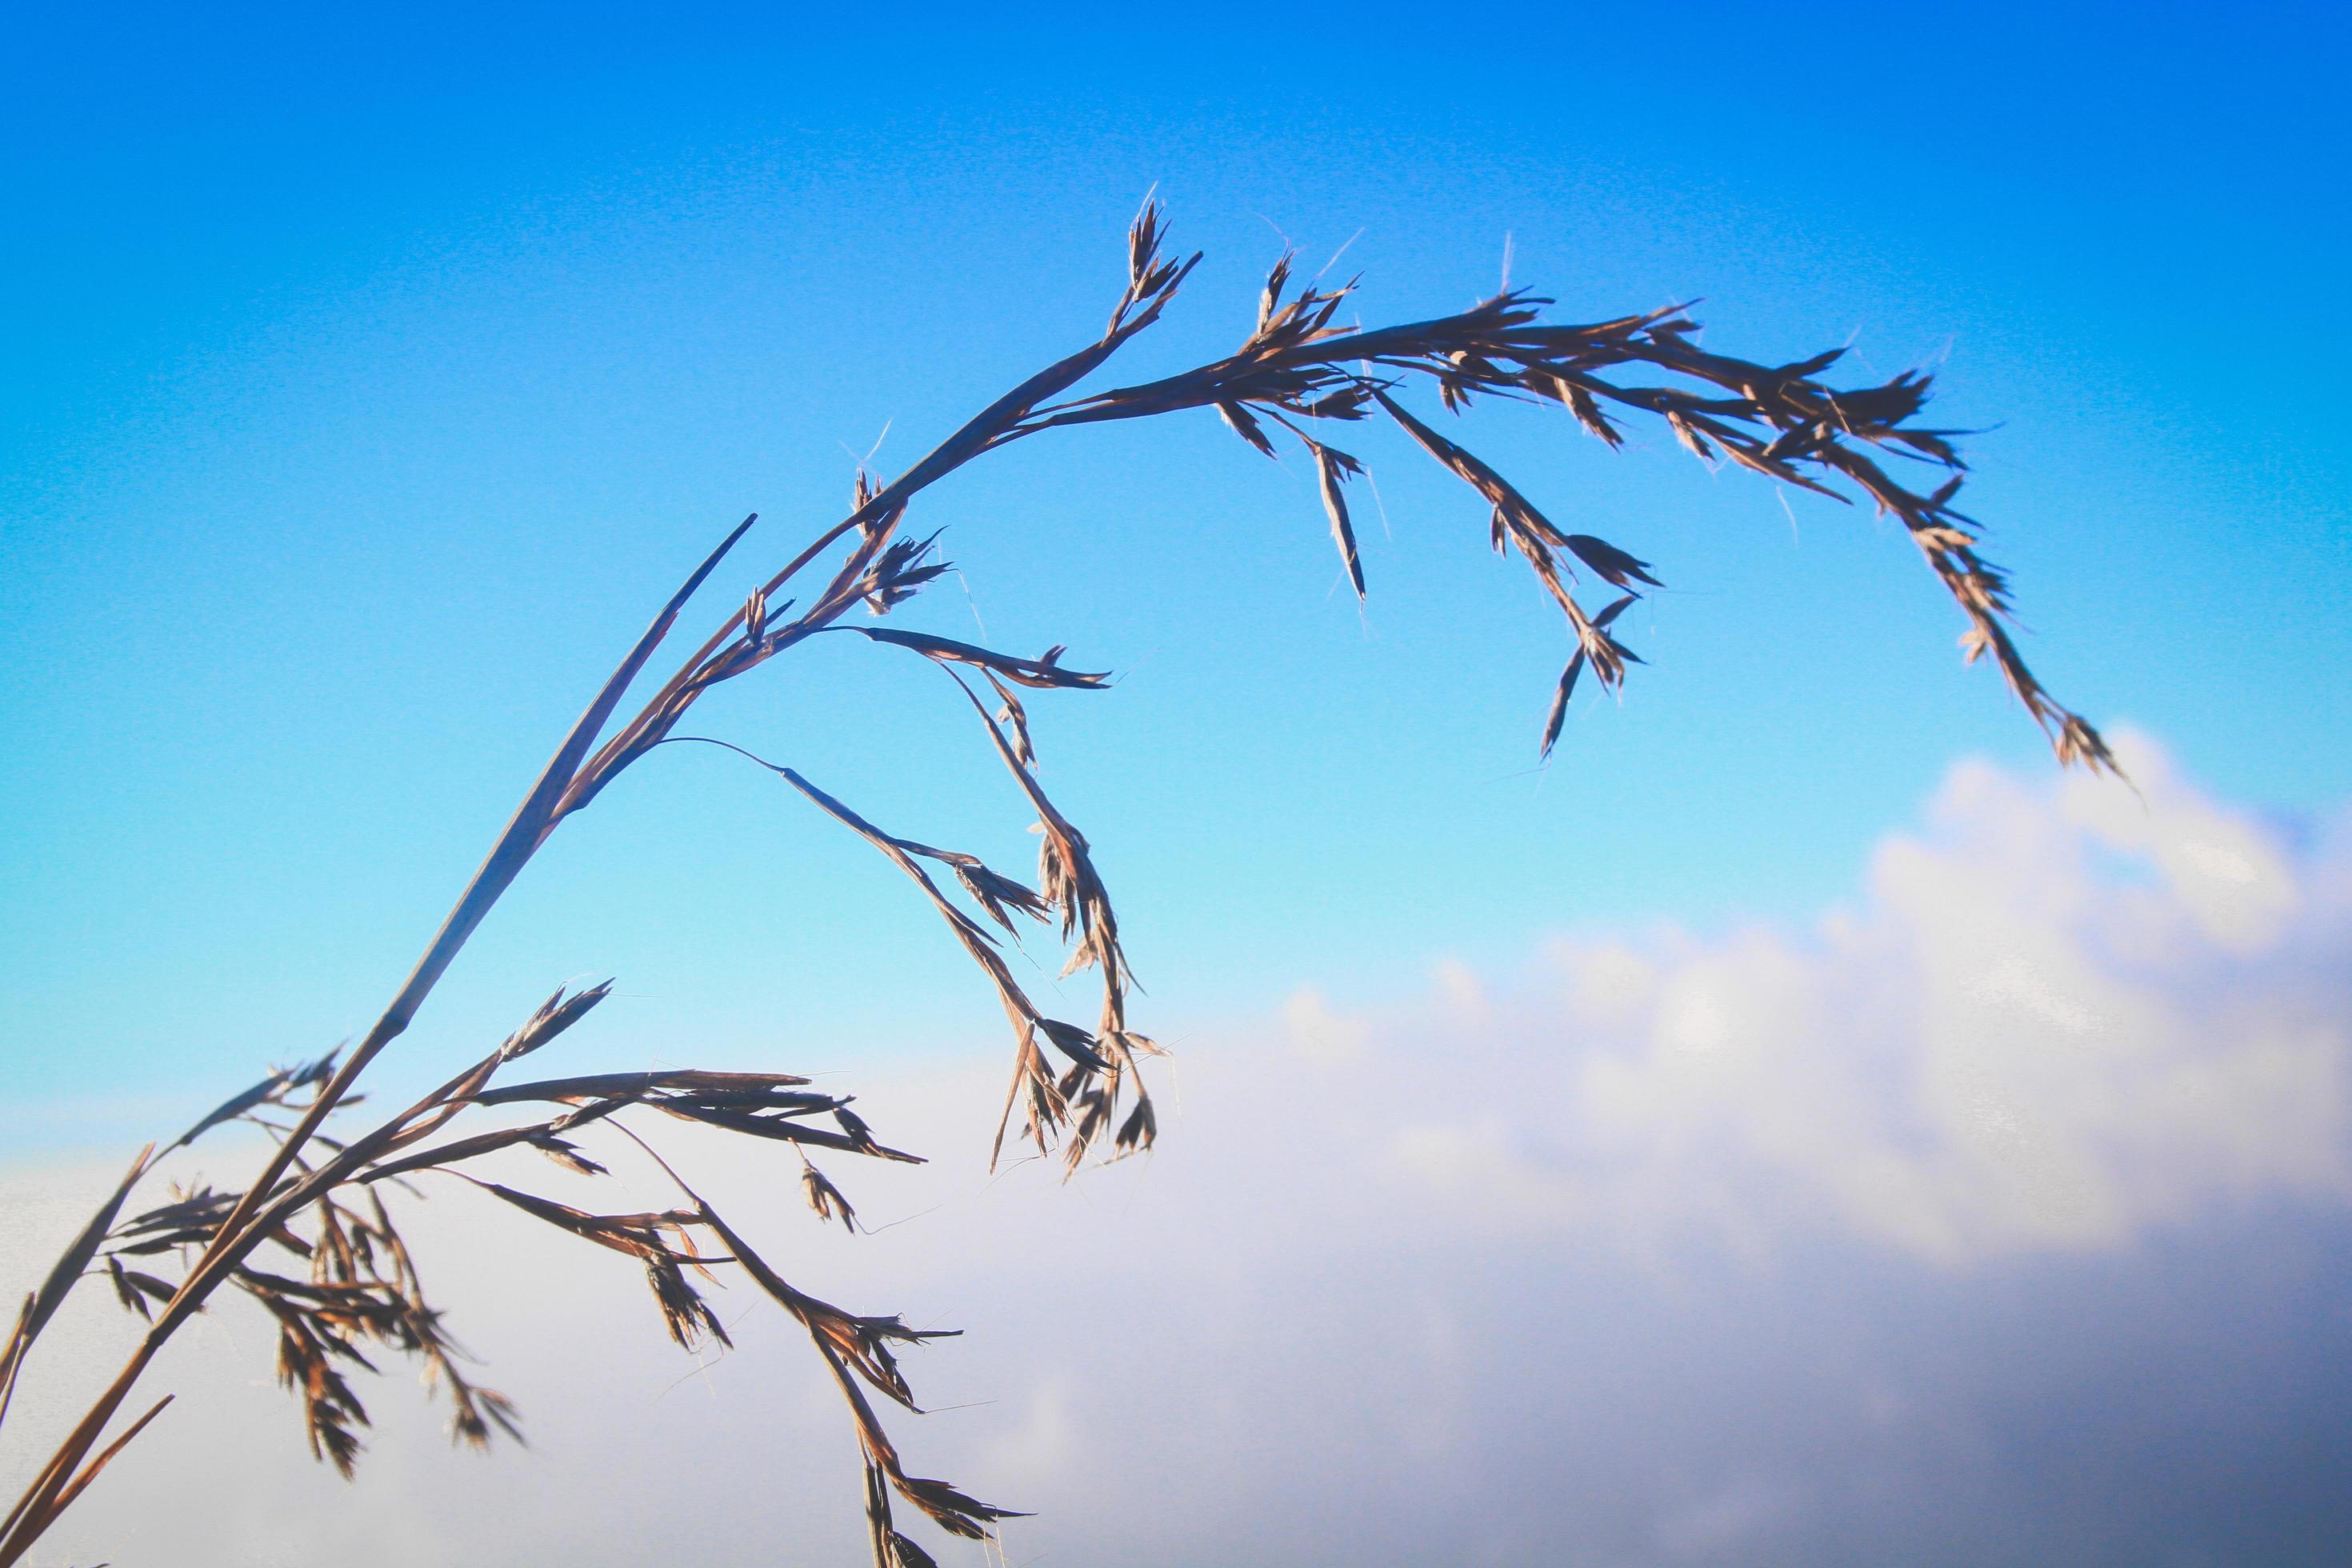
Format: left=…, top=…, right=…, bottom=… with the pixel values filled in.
left=1356, top=729, right=2352, bottom=1265
left=6, top=734, right=2350, bottom=1566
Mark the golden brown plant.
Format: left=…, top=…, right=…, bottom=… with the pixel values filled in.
left=0, top=202, right=2113, bottom=1566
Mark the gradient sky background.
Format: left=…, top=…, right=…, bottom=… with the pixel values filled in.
left=3, top=4, right=2350, bottom=1564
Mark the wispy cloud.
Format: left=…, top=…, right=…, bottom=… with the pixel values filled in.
left=9, top=734, right=2350, bottom=1566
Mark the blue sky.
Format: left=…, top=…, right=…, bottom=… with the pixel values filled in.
left=6, top=7, right=2352, bottom=1565
left=2, top=5, right=2346, bottom=1105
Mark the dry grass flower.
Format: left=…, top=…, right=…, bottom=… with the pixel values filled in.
left=0, top=202, right=2112, bottom=1565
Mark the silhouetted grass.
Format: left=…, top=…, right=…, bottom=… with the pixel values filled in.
left=0, top=201, right=2112, bottom=1566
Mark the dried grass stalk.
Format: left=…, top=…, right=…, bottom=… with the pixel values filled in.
left=0, top=202, right=2112, bottom=1566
